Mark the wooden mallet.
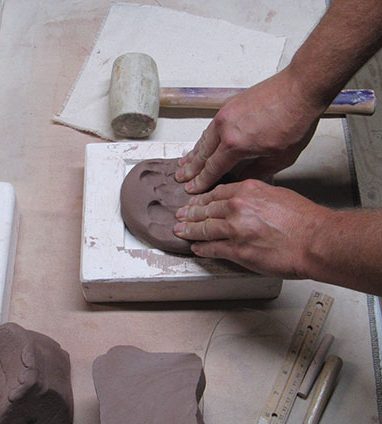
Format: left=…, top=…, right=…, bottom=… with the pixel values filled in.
left=109, top=52, right=376, bottom=139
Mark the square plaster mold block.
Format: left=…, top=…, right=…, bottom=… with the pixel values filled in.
left=0, top=182, right=19, bottom=322
left=81, top=142, right=282, bottom=302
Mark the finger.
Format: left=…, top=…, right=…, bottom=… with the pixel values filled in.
left=183, top=127, right=218, bottom=176
left=185, top=144, right=240, bottom=193
left=176, top=150, right=195, bottom=180
left=176, top=200, right=229, bottom=222
left=188, top=182, right=246, bottom=206
left=176, top=122, right=220, bottom=182
left=173, top=218, right=230, bottom=241
left=191, top=240, right=237, bottom=260
left=177, top=149, right=195, bottom=167
left=176, top=128, right=210, bottom=180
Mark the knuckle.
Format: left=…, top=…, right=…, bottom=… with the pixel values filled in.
left=190, top=194, right=204, bottom=206
left=213, top=184, right=225, bottom=197
left=241, top=179, right=255, bottom=192
left=205, top=204, right=213, bottom=218
left=214, top=110, right=229, bottom=128
left=202, top=220, right=210, bottom=239
left=204, top=160, right=221, bottom=178
left=222, top=136, right=239, bottom=152
left=198, top=149, right=207, bottom=162
left=226, top=197, right=245, bottom=214
left=197, top=132, right=209, bottom=157
left=197, top=130, right=207, bottom=144
left=187, top=206, right=197, bottom=220
left=241, top=179, right=265, bottom=192
left=240, top=245, right=256, bottom=263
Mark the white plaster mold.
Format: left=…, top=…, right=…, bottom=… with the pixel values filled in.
left=81, top=142, right=282, bottom=302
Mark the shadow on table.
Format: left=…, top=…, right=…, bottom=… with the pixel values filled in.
left=85, top=297, right=280, bottom=312
left=276, top=174, right=358, bottom=208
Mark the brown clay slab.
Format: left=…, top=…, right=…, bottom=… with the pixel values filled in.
left=93, top=345, right=206, bottom=424
left=0, top=322, right=73, bottom=424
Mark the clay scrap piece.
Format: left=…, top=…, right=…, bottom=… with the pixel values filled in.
left=0, top=322, right=73, bottom=424
left=93, top=345, right=206, bottom=424
left=120, top=158, right=193, bottom=254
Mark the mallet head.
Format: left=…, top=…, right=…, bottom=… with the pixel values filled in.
left=109, top=53, right=160, bottom=139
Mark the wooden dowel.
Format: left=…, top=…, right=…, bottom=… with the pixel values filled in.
left=298, top=334, right=335, bottom=399
left=302, top=355, right=343, bottom=424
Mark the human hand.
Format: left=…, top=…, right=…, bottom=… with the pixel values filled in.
left=173, top=179, right=332, bottom=278
left=175, top=68, right=323, bottom=194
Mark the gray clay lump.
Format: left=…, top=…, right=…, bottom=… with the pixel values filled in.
left=0, top=322, right=73, bottom=424
left=93, top=345, right=206, bottom=424
left=120, top=158, right=193, bottom=254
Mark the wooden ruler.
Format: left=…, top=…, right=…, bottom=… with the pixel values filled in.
left=257, top=291, right=334, bottom=424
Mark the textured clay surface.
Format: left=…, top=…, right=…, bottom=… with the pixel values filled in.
left=0, top=322, right=73, bottom=424
left=120, top=158, right=193, bottom=254
left=93, top=345, right=206, bottom=424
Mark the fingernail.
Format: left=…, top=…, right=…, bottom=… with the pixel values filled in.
left=176, top=206, right=188, bottom=219
left=178, top=157, right=187, bottom=166
left=175, top=168, right=185, bottom=181
left=174, top=222, right=187, bottom=235
left=191, top=243, right=200, bottom=255
left=185, top=180, right=196, bottom=193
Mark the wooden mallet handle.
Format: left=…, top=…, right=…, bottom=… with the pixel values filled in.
left=160, top=87, right=376, bottom=117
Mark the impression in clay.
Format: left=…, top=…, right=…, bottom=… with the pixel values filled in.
left=0, top=322, right=73, bottom=424
left=93, top=345, right=206, bottom=424
left=120, top=158, right=193, bottom=254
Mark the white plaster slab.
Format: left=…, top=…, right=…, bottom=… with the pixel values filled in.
left=54, top=3, right=285, bottom=142
left=0, top=182, right=19, bottom=322
left=81, top=142, right=282, bottom=302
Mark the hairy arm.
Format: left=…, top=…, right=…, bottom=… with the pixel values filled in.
left=306, top=208, right=382, bottom=295
left=175, top=0, right=382, bottom=193
left=174, top=181, right=382, bottom=296
left=292, top=0, right=382, bottom=109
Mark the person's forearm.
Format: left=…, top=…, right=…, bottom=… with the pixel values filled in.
left=289, top=0, right=382, bottom=109
left=305, top=210, right=382, bottom=295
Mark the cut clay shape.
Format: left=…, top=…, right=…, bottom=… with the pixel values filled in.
left=120, top=158, right=193, bottom=254
left=93, top=345, right=206, bottom=424
left=0, top=322, right=73, bottom=424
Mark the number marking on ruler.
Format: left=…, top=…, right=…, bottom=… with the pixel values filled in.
left=257, top=291, right=334, bottom=424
